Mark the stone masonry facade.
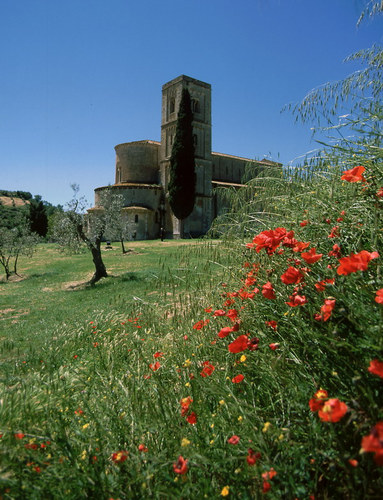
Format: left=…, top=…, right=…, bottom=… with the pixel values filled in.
left=90, top=75, right=280, bottom=240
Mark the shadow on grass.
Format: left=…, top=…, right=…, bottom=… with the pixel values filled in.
left=65, top=271, right=148, bottom=292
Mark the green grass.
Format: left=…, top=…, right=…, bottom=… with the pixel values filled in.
left=0, top=239, right=215, bottom=361
left=1, top=161, right=383, bottom=499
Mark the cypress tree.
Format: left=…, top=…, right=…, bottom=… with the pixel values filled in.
left=168, top=88, right=196, bottom=220
left=29, top=197, right=48, bottom=237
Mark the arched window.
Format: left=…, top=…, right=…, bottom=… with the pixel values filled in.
left=193, top=134, right=198, bottom=146
left=192, top=99, right=200, bottom=113
left=135, top=214, right=138, bottom=224
left=169, top=97, right=175, bottom=114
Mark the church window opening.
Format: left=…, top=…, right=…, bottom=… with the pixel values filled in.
left=193, top=134, right=198, bottom=146
left=192, top=99, right=200, bottom=113
left=169, top=97, right=175, bottom=114
left=135, top=214, right=138, bottom=223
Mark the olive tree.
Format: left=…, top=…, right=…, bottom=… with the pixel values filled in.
left=53, top=185, right=107, bottom=285
left=0, top=223, right=39, bottom=280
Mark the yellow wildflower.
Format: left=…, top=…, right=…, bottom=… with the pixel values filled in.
left=262, top=422, right=271, bottom=433
left=221, top=486, right=230, bottom=496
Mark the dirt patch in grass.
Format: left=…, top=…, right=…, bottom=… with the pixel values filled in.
left=0, top=308, right=16, bottom=315
left=0, top=308, right=29, bottom=321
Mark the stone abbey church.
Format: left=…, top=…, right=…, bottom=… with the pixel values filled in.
left=90, top=75, right=280, bottom=240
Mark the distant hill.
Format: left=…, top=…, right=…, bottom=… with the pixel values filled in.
left=0, top=195, right=30, bottom=207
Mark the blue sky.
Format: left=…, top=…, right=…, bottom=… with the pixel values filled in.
left=1, top=0, right=382, bottom=207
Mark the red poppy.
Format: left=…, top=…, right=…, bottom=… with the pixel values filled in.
left=328, top=226, right=340, bottom=238
left=318, top=398, right=348, bottom=423
left=262, top=282, right=276, bottom=300
left=361, top=422, right=383, bottom=466
left=377, top=187, right=383, bottom=198
left=286, top=293, right=308, bottom=307
left=138, top=444, right=148, bottom=452
left=111, top=450, right=129, bottom=463
left=180, top=397, right=193, bottom=416
left=228, top=335, right=249, bottom=353
left=375, top=289, right=383, bottom=305
left=341, top=165, right=366, bottom=183
left=246, top=448, right=261, bottom=466
left=309, top=389, right=328, bottom=412
left=300, top=220, right=309, bottom=227
left=293, top=241, right=310, bottom=253
left=314, top=299, right=336, bottom=322
left=337, top=250, right=379, bottom=275
left=315, top=278, right=335, bottom=292
left=262, top=481, right=271, bottom=493
left=154, top=351, right=164, bottom=358
left=218, top=326, right=235, bottom=338
left=368, top=359, right=383, bottom=378
left=245, top=276, right=257, bottom=287
left=193, top=319, right=210, bottom=330
left=266, top=320, right=277, bottom=330
left=280, top=267, right=304, bottom=284
left=239, top=289, right=258, bottom=299
left=227, top=435, right=240, bottom=445
left=200, top=361, right=215, bottom=377
left=348, top=459, right=358, bottom=467
left=301, top=248, right=323, bottom=264
left=247, top=337, right=260, bottom=351
left=249, top=227, right=289, bottom=254
left=282, top=234, right=298, bottom=248
left=149, top=361, right=161, bottom=371
left=262, top=468, right=277, bottom=480
left=232, top=374, right=244, bottom=383
left=226, top=309, right=239, bottom=321
left=173, top=455, right=188, bottom=474
left=14, top=433, right=25, bottom=439
left=269, top=343, right=279, bottom=351
left=186, top=412, right=197, bottom=425
left=213, top=309, right=226, bottom=316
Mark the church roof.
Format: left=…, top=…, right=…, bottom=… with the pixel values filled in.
left=115, top=140, right=160, bottom=148
left=212, top=151, right=281, bottom=166
left=95, top=183, right=162, bottom=191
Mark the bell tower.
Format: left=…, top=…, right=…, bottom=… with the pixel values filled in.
left=160, top=75, right=213, bottom=236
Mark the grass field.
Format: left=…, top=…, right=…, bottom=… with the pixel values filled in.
left=1, top=161, right=383, bottom=499
left=0, top=239, right=216, bottom=358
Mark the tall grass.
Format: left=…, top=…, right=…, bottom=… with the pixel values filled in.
left=1, top=117, right=383, bottom=497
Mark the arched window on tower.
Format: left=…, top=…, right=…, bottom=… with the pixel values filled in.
left=193, top=134, right=198, bottom=147
left=192, top=99, right=200, bottom=113
left=169, top=97, right=175, bottom=114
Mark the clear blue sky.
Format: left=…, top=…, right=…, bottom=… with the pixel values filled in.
left=1, top=0, right=382, bottom=207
